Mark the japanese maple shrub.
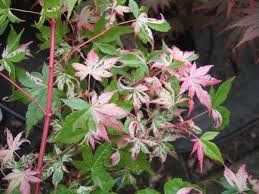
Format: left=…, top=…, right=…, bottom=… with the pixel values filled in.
left=0, top=0, right=258, bottom=194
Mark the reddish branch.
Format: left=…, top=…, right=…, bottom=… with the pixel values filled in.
left=34, top=19, right=56, bottom=194
left=54, top=19, right=135, bottom=67
left=33, top=19, right=136, bottom=193
left=0, top=72, right=45, bottom=113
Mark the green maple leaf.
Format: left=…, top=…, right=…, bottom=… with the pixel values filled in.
left=73, top=144, right=114, bottom=189
left=0, top=26, right=29, bottom=80
left=0, top=0, right=23, bottom=35
left=16, top=64, right=62, bottom=134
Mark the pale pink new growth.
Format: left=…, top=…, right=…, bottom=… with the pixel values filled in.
left=0, top=129, right=29, bottom=165
left=87, top=92, right=128, bottom=148
left=144, top=77, right=162, bottom=96
left=177, top=187, right=192, bottom=194
left=114, top=5, right=130, bottom=16
left=118, top=79, right=150, bottom=111
left=179, top=63, right=221, bottom=114
left=110, top=150, right=121, bottom=166
left=151, top=88, right=173, bottom=109
left=224, top=164, right=249, bottom=192
left=72, top=49, right=118, bottom=81
left=212, top=109, right=223, bottom=128
left=167, top=46, right=194, bottom=65
left=191, top=138, right=204, bottom=172
left=73, top=6, right=99, bottom=31
left=2, top=169, right=41, bottom=194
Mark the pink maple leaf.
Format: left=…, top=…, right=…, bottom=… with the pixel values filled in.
left=144, top=77, right=162, bottom=96
left=0, top=129, right=29, bottom=165
left=249, top=177, right=259, bottom=193
left=177, top=187, right=193, bottom=194
left=85, top=92, right=128, bottom=149
left=118, top=79, right=150, bottom=111
left=167, top=46, right=195, bottom=65
left=108, top=2, right=130, bottom=24
left=179, top=63, right=221, bottom=114
left=91, top=91, right=128, bottom=128
left=151, top=88, right=173, bottom=109
left=191, top=138, right=204, bottom=172
left=72, top=49, right=118, bottom=81
left=224, top=164, right=249, bottom=192
left=2, top=169, right=41, bottom=194
left=87, top=124, right=110, bottom=149
left=72, top=6, right=99, bottom=31
left=114, top=5, right=130, bottom=16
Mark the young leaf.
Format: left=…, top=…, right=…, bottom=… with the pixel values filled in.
left=62, top=98, right=89, bottom=110
left=215, top=106, right=230, bottom=129
left=52, top=165, right=63, bottom=188
left=201, top=139, right=224, bottom=164
left=94, top=42, right=120, bottom=56
left=3, top=169, right=41, bottom=194
left=72, top=49, right=118, bottom=81
left=0, top=0, right=23, bottom=35
left=179, top=64, right=221, bottom=114
left=147, top=14, right=171, bottom=32
left=55, top=110, right=90, bottom=144
left=17, top=65, right=62, bottom=133
left=200, top=131, right=219, bottom=141
left=212, top=77, right=235, bottom=107
left=129, top=0, right=139, bottom=18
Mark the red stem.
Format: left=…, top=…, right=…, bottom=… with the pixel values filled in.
left=0, top=72, right=45, bottom=113
left=34, top=19, right=56, bottom=194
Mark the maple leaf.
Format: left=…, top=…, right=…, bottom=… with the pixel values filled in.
left=191, top=138, right=204, bottom=172
left=86, top=124, right=110, bottom=149
left=108, top=1, right=130, bottom=24
left=72, top=6, right=99, bottom=31
left=2, top=169, right=41, bottom=194
left=118, top=79, right=150, bottom=111
left=167, top=46, right=196, bottom=65
left=151, top=46, right=197, bottom=76
left=224, top=164, right=249, bottom=192
left=85, top=91, right=128, bottom=148
left=114, top=5, right=130, bottom=16
left=91, top=91, right=128, bottom=129
left=151, top=88, right=174, bottom=109
left=131, top=13, right=170, bottom=47
left=0, top=129, right=29, bottom=165
left=179, top=63, right=221, bottom=114
left=72, top=49, right=118, bottom=81
left=127, top=120, right=157, bottom=160
left=144, top=76, right=162, bottom=96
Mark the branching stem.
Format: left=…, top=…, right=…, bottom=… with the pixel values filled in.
left=34, top=19, right=56, bottom=194
left=10, top=8, right=41, bottom=15
left=0, top=72, right=45, bottom=113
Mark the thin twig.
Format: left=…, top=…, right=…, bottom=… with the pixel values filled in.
left=54, top=19, right=136, bottom=67
left=185, top=110, right=209, bottom=122
left=10, top=8, right=41, bottom=15
left=42, top=143, right=78, bottom=170
left=0, top=72, right=45, bottom=113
